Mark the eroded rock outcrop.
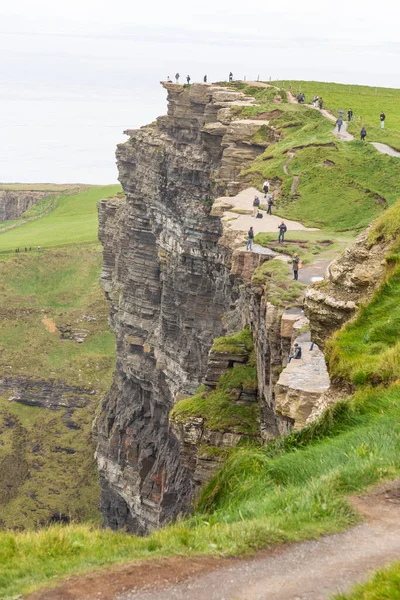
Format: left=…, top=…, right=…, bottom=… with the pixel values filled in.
left=0, top=190, right=49, bottom=222
left=305, top=229, right=389, bottom=347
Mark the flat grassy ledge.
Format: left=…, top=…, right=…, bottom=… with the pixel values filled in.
left=211, top=328, right=253, bottom=354
left=170, top=371, right=258, bottom=436
left=252, top=259, right=304, bottom=305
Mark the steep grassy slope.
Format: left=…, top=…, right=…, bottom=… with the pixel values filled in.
left=0, top=186, right=119, bottom=528
left=275, top=80, right=400, bottom=150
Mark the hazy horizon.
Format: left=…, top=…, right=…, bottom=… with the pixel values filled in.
left=1, top=0, right=398, bottom=184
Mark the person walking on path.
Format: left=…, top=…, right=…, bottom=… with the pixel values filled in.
left=278, top=221, right=287, bottom=243
left=186, top=75, right=191, bottom=85
left=319, top=97, right=323, bottom=109
left=267, top=194, right=273, bottom=215
left=175, top=73, right=180, bottom=83
left=339, top=108, right=344, bottom=118
left=253, top=195, right=260, bottom=217
left=313, top=94, right=319, bottom=108
left=263, top=179, right=270, bottom=197
left=360, top=127, right=367, bottom=141
left=347, top=108, right=353, bottom=121
left=292, top=253, right=300, bottom=280
left=336, top=116, right=343, bottom=133
left=229, top=72, right=233, bottom=82
left=380, top=112, right=386, bottom=129
left=246, top=227, right=254, bottom=250
left=288, top=342, right=302, bottom=363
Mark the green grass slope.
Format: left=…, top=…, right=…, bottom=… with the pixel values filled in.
left=0, top=185, right=119, bottom=529
left=276, top=80, right=400, bottom=150
left=0, top=185, right=120, bottom=251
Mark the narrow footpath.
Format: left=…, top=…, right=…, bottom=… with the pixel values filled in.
left=27, top=481, right=400, bottom=600
left=287, top=90, right=400, bottom=155
left=118, top=482, right=400, bottom=600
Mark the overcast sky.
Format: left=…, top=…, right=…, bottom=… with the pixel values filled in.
left=1, top=0, right=398, bottom=183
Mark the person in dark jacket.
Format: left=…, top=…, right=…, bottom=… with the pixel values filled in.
left=203, top=75, right=207, bottom=83
left=380, top=112, right=386, bottom=129
left=253, top=195, right=260, bottom=217
left=186, top=75, right=191, bottom=85
left=288, top=343, right=302, bottom=363
left=336, top=116, right=343, bottom=133
left=229, top=72, right=233, bottom=82
left=278, top=221, right=287, bottom=243
left=292, top=253, right=300, bottom=280
left=267, top=194, right=273, bottom=215
left=319, top=97, right=323, bottom=109
left=246, top=226, right=254, bottom=250
left=347, top=108, right=353, bottom=121
left=360, top=127, right=367, bottom=141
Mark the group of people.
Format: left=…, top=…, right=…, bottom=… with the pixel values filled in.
left=168, top=72, right=234, bottom=85
left=312, top=95, right=324, bottom=109
left=14, top=246, right=40, bottom=253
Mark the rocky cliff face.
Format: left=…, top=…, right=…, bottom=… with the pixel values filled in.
left=305, top=229, right=389, bottom=347
left=0, top=190, right=48, bottom=222
left=95, top=83, right=277, bottom=534
left=96, top=83, right=341, bottom=533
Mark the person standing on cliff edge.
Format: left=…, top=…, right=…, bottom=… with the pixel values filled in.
left=204, top=75, right=207, bottom=83
left=186, top=75, right=191, bottom=85
left=175, top=73, right=180, bottom=83
left=292, top=253, right=300, bottom=280
left=246, top=227, right=254, bottom=251
left=278, top=221, right=287, bottom=243
left=229, top=72, right=233, bottom=82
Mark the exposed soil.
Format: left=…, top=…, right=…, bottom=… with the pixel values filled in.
left=42, top=316, right=57, bottom=333
left=27, top=481, right=400, bottom=600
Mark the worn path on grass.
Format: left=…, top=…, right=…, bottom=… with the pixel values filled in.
left=287, top=90, right=400, bottom=156
left=27, top=481, right=400, bottom=600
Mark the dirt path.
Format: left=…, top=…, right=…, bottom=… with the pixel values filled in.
left=370, top=142, right=400, bottom=158
left=27, top=481, right=400, bottom=600
left=118, top=482, right=400, bottom=600
left=287, top=90, right=400, bottom=156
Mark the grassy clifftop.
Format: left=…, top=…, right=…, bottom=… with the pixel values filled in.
left=229, top=82, right=400, bottom=232
left=276, top=80, right=400, bottom=150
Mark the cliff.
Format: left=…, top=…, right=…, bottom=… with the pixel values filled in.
left=96, top=83, right=273, bottom=533
left=0, top=190, right=49, bottom=222
left=96, top=82, right=330, bottom=533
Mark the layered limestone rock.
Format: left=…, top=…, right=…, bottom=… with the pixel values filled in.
left=96, top=83, right=277, bottom=534
left=0, top=190, right=49, bottom=222
left=305, top=229, right=389, bottom=347
left=97, top=81, right=337, bottom=533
